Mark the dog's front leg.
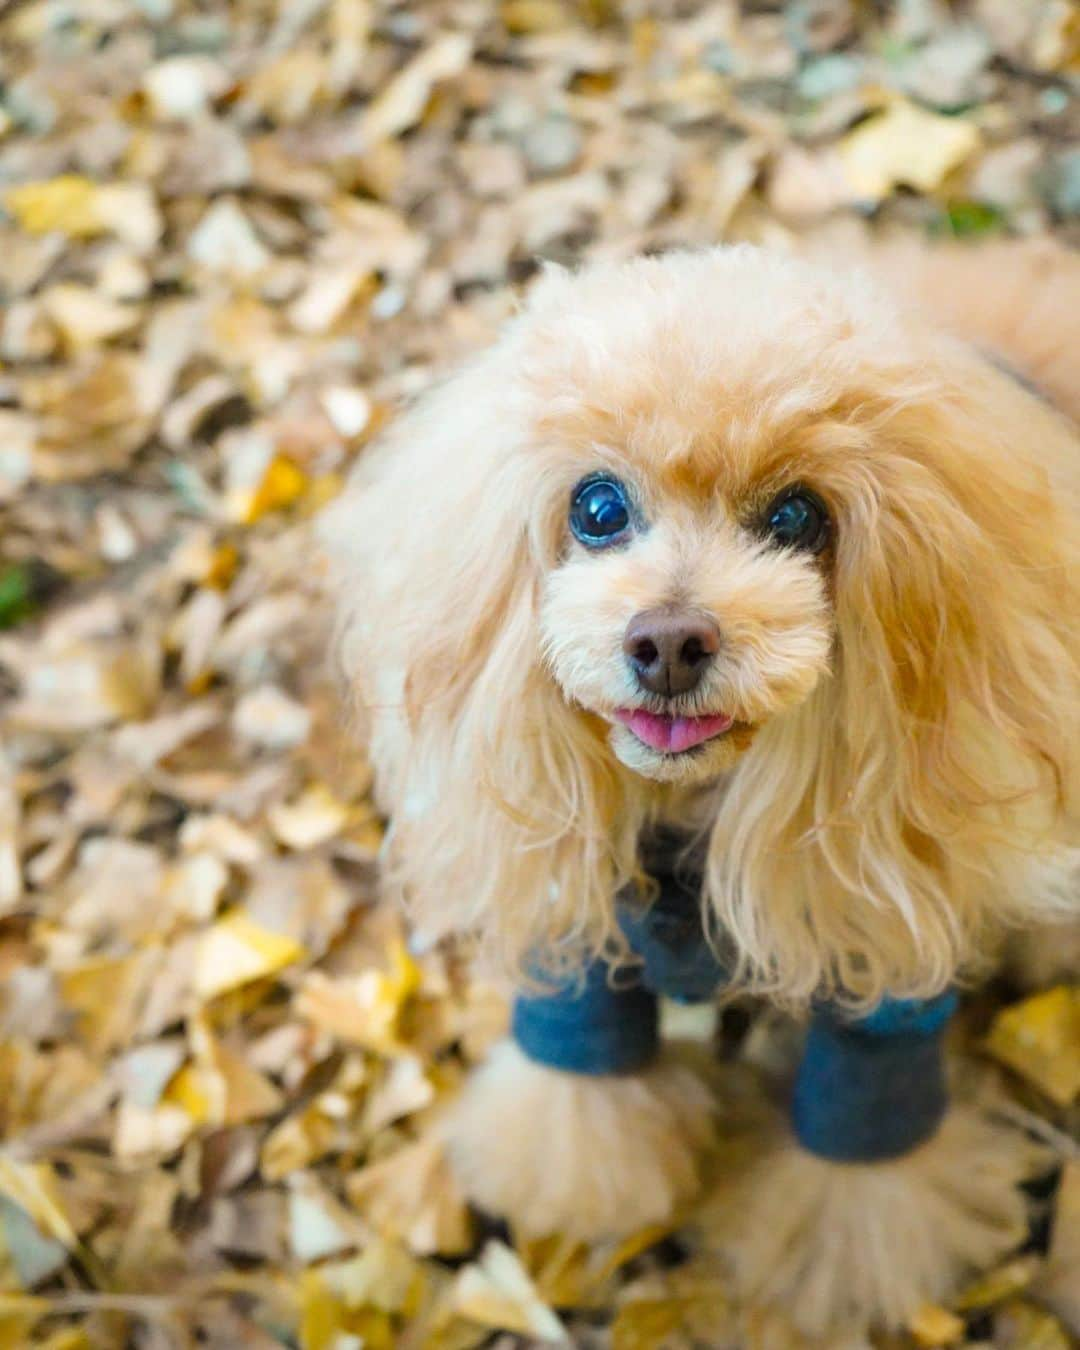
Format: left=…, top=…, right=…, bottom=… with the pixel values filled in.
left=702, top=993, right=1047, bottom=1339
left=709, top=993, right=1045, bottom=1338
left=442, top=957, right=716, bottom=1242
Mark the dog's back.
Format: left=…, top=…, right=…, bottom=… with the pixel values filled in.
left=872, top=237, right=1080, bottom=427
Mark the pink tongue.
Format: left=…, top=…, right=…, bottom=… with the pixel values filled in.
left=617, top=709, right=733, bottom=753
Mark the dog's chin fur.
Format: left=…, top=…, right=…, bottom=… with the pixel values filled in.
left=606, top=720, right=747, bottom=784
left=322, top=240, right=1080, bottom=1008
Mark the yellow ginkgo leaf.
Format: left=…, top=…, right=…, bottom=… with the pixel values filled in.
left=909, top=1303, right=965, bottom=1347
left=347, top=1137, right=473, bottom=1257
left=40, top=284, right=140, bottom=348
left=993, top=1300, right=1071, bottom=1350
left=611, top=1298, right=687, bottom=1350
left=0, top=1159, right=77, bottom=1252
left=183, top=1014, right=284, bottom=1126
left=0, top=1293, right=49, bottom=1348
left=221, top=429, right=310, bottom=524
left=4, top=176, right=161, bottom=250
left=955, top=1254, right=1041, bottom=1310
left=357, top=33, right=473, bottom=147
left=296, top=939, right=420, bottom=1054
left=983, top=986, right=1080, bottom=1106
left=162, top=1063, right=214, bottom=1127
left=837, top=99, right=980, bottom=201
left=451, top=1241, right=565, bottom=1340
left=268, top=782, right=350, bottom=850
left=261, top=1098, right=345, bottom=1182
left=5, top=175, right=102, bottom=236
left=245, top=455, right=310, bottom=523
left=59, top=952, right=154, bottom=1052
left=194, top=908, right=306, bottom=1000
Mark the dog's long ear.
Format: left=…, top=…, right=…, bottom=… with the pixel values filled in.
left=320, top=347, right=636, bottom=977
left=708, top=339, right=1079, bottom=1008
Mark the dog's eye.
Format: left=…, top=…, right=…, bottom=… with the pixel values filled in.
left=570, top=477, right=632, bottom=547
left=763, top=488, right=830, bottom=553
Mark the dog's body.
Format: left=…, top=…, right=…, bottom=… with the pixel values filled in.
left=322, top=240, right=1078, bottom=1334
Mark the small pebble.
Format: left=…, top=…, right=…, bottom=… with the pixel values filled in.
left=1040, top=148, right=1080, bottom=217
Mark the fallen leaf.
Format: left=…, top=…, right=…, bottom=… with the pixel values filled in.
left=40, top=284, right=140, bottom=348
left=194, top=909, right=306, bottom=1000
left=362, top=1055, right=435, bottom=1134
left=358, top=33, right=474, bottom=147
left=222, top=428, right=309, bottom=523
left=60, top=951, right=157, bottom=1052
left=993, top=1299, right=1072, bottom=1350
left=188, top=1013, right=285, bottom=1125
left=113, top=1100, right=195, bottom=1162
left=296, top=941, right=421, bottom=1054
left=233, top=685, right=312, bottom=750
left=347, top=1137, right=473, bottom=1257
left=4, top=177, right=161, bottom=251
left=268, top=782, right=350, bottom=850
left=320, top=386, right=373, bottom=439
left=0, top=1196, right=69, bottom=1288
left=188, top=199, right=271, bottom=275
left=910, top=1303, right=966, bottom=1347
left=955, top=1254, right=1042, bottom=1311
left=838, top=99, right=980, bottom=200
left=288, top=1174, right=362, bottom=1263
left=142, top=56, right=231, bottom=121
left=0, top=755, right=22, bottom=914
left=451, top=1241, right=566, bottom=1340
left=0, top=1159, right=79, bottom=1274
left=984, top=986, right=1080, bottom=1106
left=610, top=1269, right=731, bottom=1350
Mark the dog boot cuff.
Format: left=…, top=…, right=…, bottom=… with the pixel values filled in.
left=792, top=990, right=958, bottom=1162
left=512, top=957, right=660, bottom=1075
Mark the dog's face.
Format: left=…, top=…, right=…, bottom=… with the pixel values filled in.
left=527, top=253, right=874, bottom=786
left=540, top=435, right=835, bottom=786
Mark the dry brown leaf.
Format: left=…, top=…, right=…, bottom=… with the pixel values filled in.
left=347, top=1137, right=473, bottom=1257
left=296, top=942, right=420, bottom=1054
left=358, top=33, right=474, bottom=147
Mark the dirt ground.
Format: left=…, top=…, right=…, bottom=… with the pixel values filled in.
left=0, top=1, right=1077, bottom=1346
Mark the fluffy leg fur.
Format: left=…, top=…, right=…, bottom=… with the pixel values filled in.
left=442, top=1038, right=716, bottom=1241
left=701, top=1103, right=1046, bottom=1339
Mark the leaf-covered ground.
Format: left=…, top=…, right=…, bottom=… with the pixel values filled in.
left=0, top=1, right=1077, bottom=1346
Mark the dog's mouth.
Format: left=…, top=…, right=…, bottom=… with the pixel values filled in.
left=613, top=708, right=734, bottom=754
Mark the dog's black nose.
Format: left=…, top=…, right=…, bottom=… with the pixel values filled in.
left=623, top=608, right=721, bottom=697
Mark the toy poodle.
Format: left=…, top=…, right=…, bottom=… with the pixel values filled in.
left=321, top=239, right=1078, bottom=1337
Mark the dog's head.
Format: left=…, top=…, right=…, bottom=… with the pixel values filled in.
left=532, top=257, right=839, bottom=788
left=324, top=247, right=1077, bottom=999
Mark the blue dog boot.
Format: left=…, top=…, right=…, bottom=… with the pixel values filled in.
left=792, top=992, right=957, bottom=1162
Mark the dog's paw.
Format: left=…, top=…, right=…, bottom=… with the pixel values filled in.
left=699, top=1104, right=1046, bottom=1339
left=442, top=1038, right=716, bottom=1242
